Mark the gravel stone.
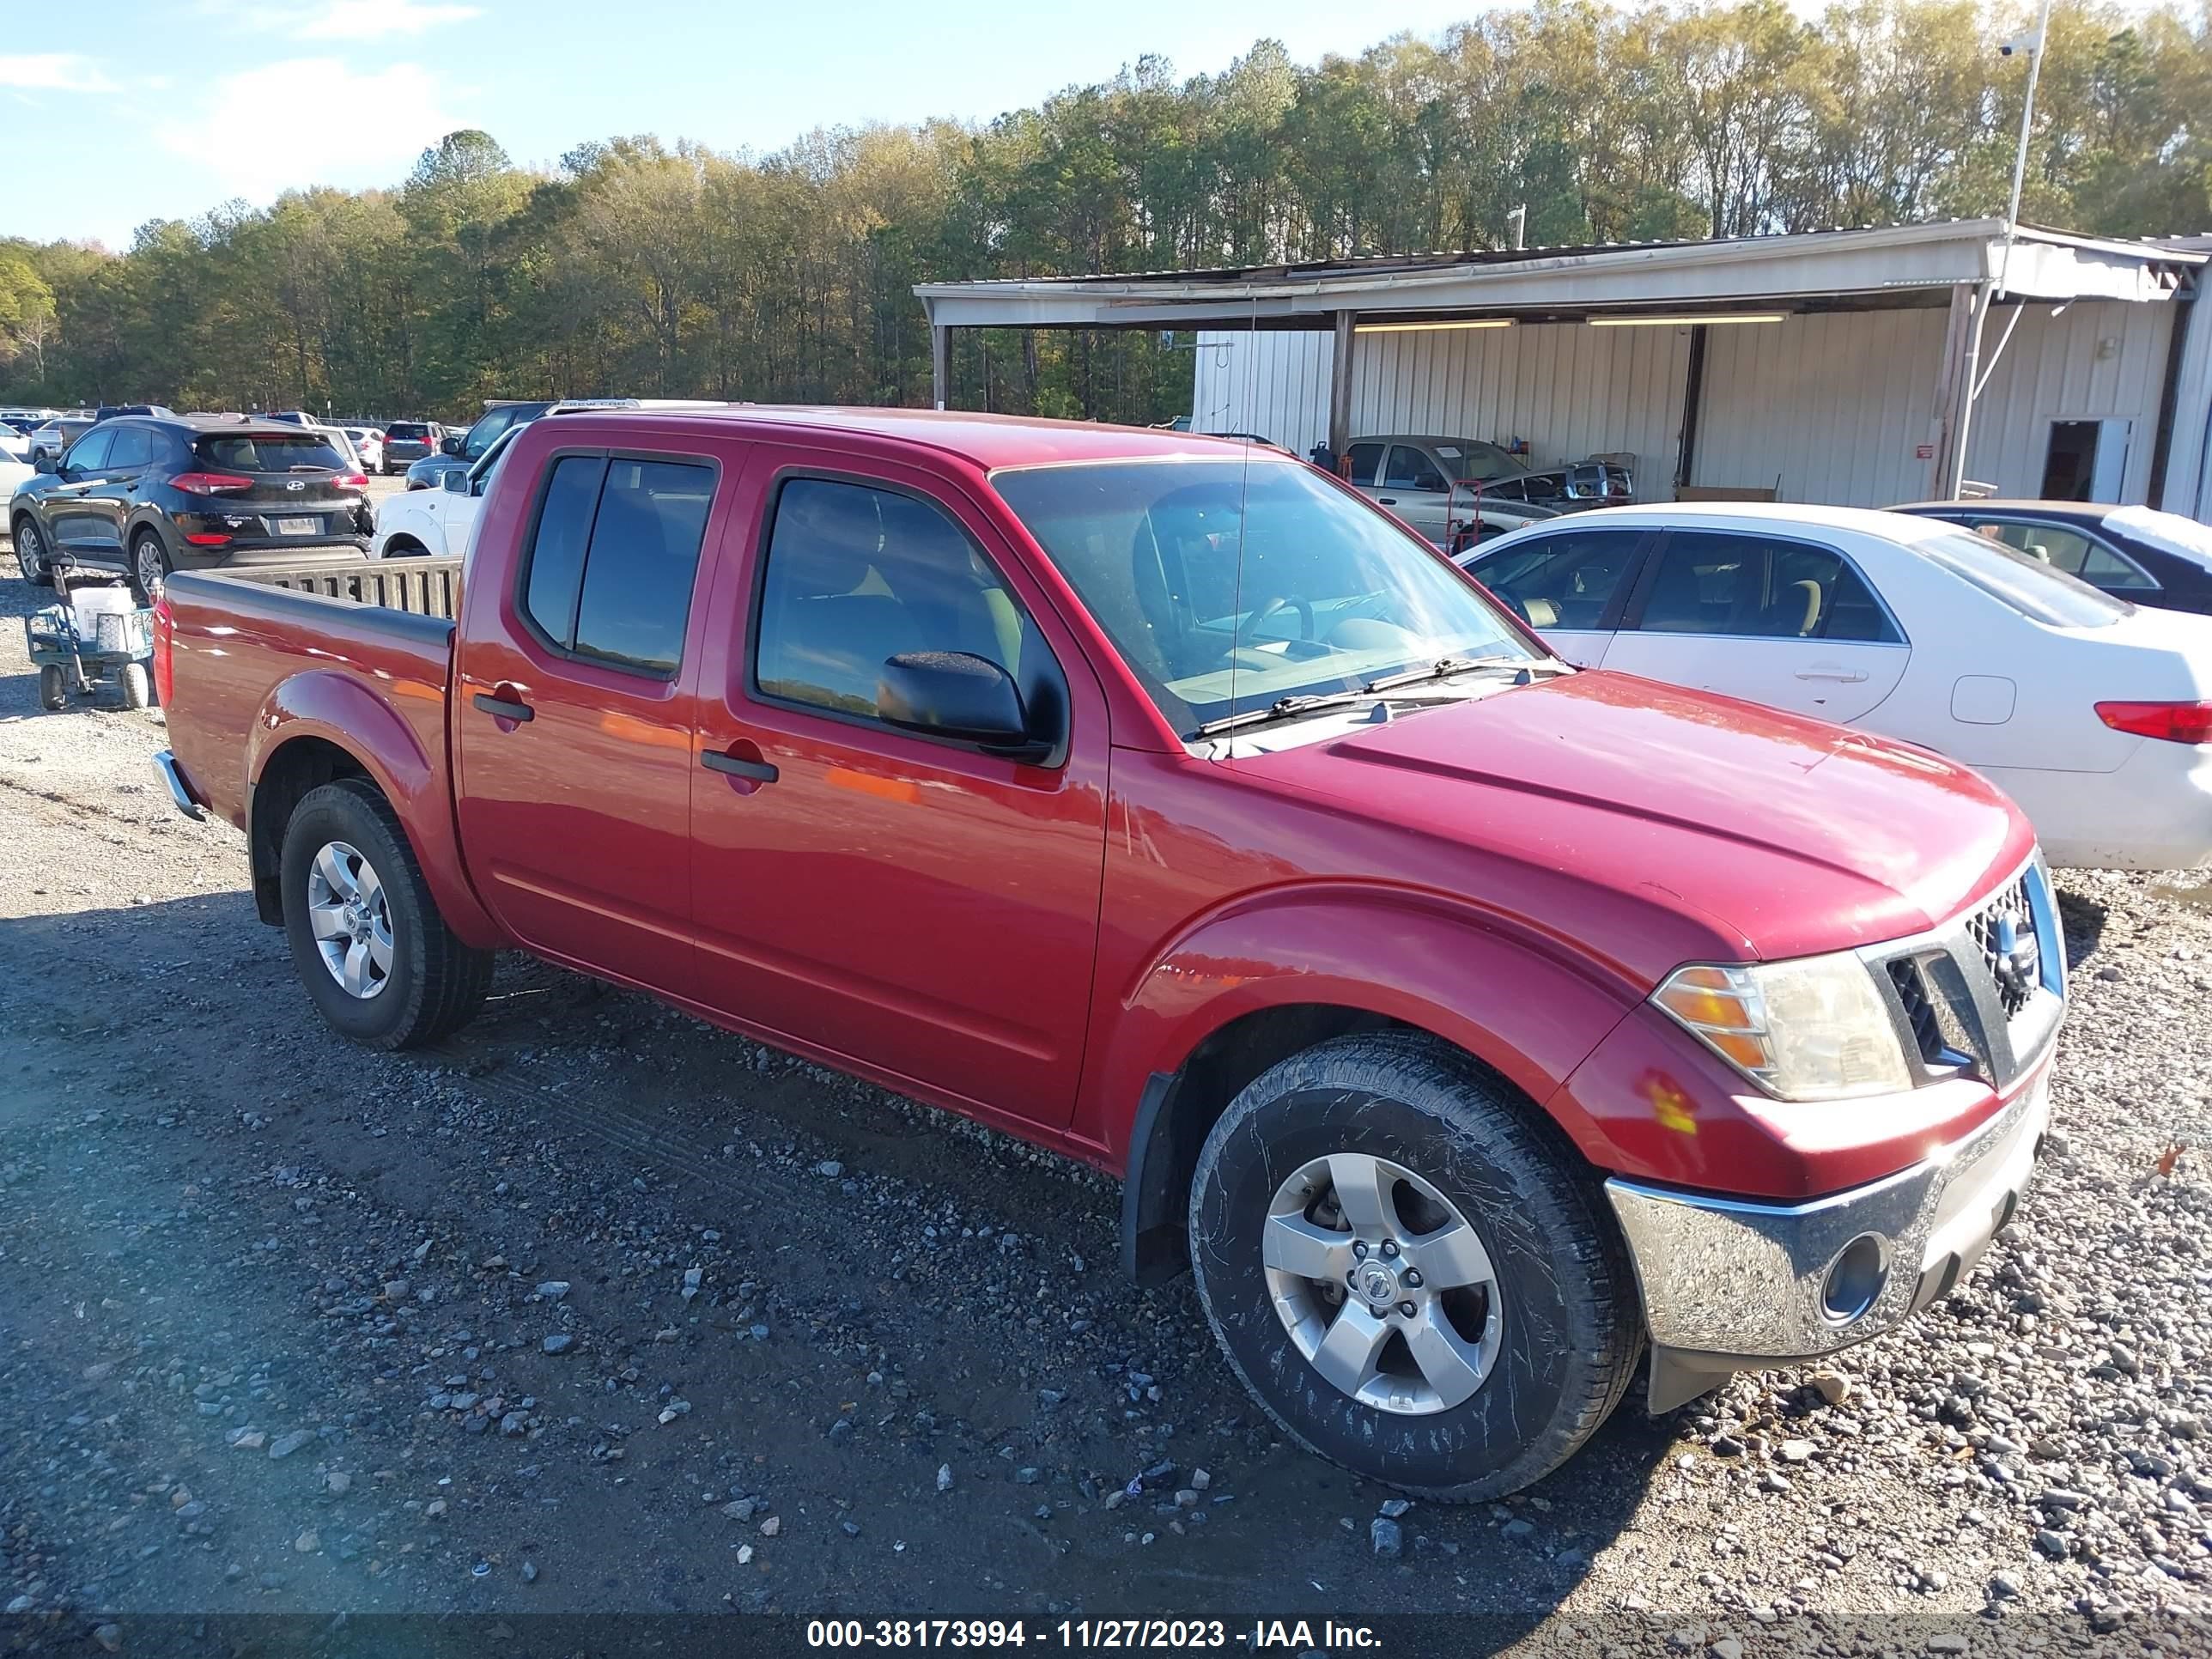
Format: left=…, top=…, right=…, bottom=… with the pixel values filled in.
left=1370, top=1518, right=1402, bottom=1558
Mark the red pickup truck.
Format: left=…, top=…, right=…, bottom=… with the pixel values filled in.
left=153, top=406, right=2063, bottom=1500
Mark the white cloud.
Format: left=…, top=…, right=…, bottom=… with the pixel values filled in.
left=155, top=59, right=461, bottom=199
left=292, top=0, right=482, bottom=40
left=0, top=53, right=120, bottom=94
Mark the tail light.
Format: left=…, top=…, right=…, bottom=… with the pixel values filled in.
left=152, top=592, right=175, bottom=706
left=335, top=471, right=369, bottom=490
left=2096, top=701, right=2212, bottom=744
left=171, top=471, right=254, bottom=495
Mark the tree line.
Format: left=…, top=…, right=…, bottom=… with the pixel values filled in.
left=2, top=0, right=2206, bottom=430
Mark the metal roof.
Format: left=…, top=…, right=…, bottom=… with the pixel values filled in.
left=916, top=219, right=2203, bottom=330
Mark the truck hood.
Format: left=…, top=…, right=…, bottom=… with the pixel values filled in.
left=1270, top=669, right=2033, bottom=970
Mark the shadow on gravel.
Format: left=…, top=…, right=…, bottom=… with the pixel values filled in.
left=0, top=895, right=1674, bottom=1631
left=2056, top=888, right=2110, bottom=968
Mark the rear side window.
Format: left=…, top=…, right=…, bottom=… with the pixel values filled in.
left=1344, top=442, right=1384, bottom=484
left=519, top=454, right=714, bottom=677
left=196, top=433, right=349, bottom=471
left=1632, top=532, right=1902, bottom=642
left=1472, top=530, right=1644, bottom=630
left=106, top=425, right=153, bottom=468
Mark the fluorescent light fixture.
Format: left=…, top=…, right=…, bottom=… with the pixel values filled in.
left=1354, top=318, right=1516, bottom=333
left=1588, top=312, right=1788, bottom=327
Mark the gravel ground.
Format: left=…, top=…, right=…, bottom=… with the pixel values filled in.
left=0, top=526, right=2207, bottom=1654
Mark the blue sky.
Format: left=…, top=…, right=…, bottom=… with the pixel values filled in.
left=4, top=0, right=1486, bottom=248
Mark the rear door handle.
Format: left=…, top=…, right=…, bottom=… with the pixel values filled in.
left=471, top=691, right=534, bottom=722
left=702, top=749, right=778, bottom=783
left=1377, top=496, right=1398, bottom=506
left=1794, top=664, right=1868, bottom=683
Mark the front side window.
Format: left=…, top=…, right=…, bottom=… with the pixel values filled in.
left=63, top=426, right=113, bottom=472
left=1384, top=446, right=1443, bottom=491
left=993, top=459, right=1540, bottom=736
left=105, top=425, right=153, bottom=468
left=754, top=477, right=1057, bottom=730
left=1471, top=530, right=1644, bottom=631
left=520, top=453, right=714, bottom=676
left=1632, top=532, right=1901, bottom=642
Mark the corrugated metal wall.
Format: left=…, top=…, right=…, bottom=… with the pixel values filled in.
left=1195, top=299, right=2177, bottom=508
left=1691, top=309, right=1948, bottom=506
left=1961, top=300, right=2173, bottom=501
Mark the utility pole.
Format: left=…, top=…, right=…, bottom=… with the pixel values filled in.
left=1952, top=0, right=2051, bottom=497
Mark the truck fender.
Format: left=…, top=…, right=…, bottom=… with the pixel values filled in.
left=244, top=669, right=499, bottom=946
left=1099, top=885, right=1639, bottom=1280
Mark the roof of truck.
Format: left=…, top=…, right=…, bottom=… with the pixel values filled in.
left=562, top=404, right=1294, bottom=472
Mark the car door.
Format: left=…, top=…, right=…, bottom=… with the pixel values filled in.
left=453, top=441, right=735, bottom=997
left=1377, top=443, right=1453, bottom=545
left=686, top=455, right=1109, bottom=1130
left=82, top=422, right=155, bottom=566
left=1461, top=526, right=1650, bottom=667
left=1601, top=527, right=1910, bottom=724
left=41, top=424, right=115, bottom=556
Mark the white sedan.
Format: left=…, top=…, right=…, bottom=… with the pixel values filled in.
left=1462, top=502, right=2212, bottom=870
left=371, top=421, right=516, bottom=560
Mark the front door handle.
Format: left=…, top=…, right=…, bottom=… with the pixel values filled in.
left=1377, top=496, right=1398, bottom=506
left=471, top=690, right=534, bottom=722
left=702, top=747, right=778, bottom=784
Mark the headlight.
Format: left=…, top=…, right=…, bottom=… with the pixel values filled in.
left=1651, top=953, right=1912, bottom=1102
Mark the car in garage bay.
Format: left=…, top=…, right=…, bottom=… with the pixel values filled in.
left=1462, top=502, right=2212, bottom=870
left=1344, top=434, right=1632, bottom=550
left=1888, top=499, right=2212, bottom=615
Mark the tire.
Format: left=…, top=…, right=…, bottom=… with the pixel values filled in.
left=39, top=664, right=66, bottom=711
left=1188, top=1032, right=1642, bottom=1502
left=279, top=778, right=494, bottom=1049
left=129, top=531, right=172, bottom=604
left=14, top=516, right=51, bottom=586
left=118, top=661, right=149, bottom=710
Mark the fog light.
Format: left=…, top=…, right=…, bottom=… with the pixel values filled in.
left=1821, top=1233, right=1888, bottom=1323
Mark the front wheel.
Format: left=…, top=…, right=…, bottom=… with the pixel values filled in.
left=279, top=779, right=494, bottom=1049
left=118, top=661, right=150, bottom=710
left=39, top=664, right=65, bottom=710
left=14, top=517, right=51, bottom=585
left=1188, top=1033, right=1642, bottom=1501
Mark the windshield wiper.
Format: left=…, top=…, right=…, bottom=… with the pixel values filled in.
left=1187, top=654, right=1570, bottom=741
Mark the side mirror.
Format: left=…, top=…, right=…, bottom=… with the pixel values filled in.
left=442, top=468, right=471, bottom=495
left=441, top=435, right=462, bottom=456
left=877, top=651, right=1048, bottom=759
left=33, top=452, right=56, bottom=474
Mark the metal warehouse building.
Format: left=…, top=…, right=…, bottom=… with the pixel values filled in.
left=916, top=220, right=2212, bottom=520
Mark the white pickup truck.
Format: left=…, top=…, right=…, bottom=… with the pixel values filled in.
left=371, top=422, right=517, bottom=559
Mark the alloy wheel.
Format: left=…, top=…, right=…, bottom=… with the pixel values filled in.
left=1262, top=1152, right=1504, bottom=1414
left=306, top=840, right=394, bottom=1000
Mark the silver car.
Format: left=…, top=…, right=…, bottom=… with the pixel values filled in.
left=1343, top=434, right=1631, bottom=550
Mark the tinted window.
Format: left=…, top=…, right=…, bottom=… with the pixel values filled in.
left=1345, top=442, right=1384, bottom=485
left=569, top=459, right=714, bottom=674
left=994, top=459, right=1538, bottom=735
left=1471, top=530, right=1644, bottom=631
left=1385, top=446, right=1445, bottom=491
left=195, top=433, right=349, bottom=471
left=1633, top=532, right=1901, bottom=642
left=757, top=478, right=1057, bottom=729
left=388, top=422, right=430, bottom=440
left=1971, top=520, right=2155, bottom=590
left=520, top=456, right=607, bottom=649
left=63, top=426, right=113, bottom=471
left=105, top=425, right=153, bottom=468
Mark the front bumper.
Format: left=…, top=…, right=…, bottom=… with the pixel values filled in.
left=1607, top=1065, right=2051, bottom=1410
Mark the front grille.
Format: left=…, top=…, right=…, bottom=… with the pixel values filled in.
left=1965, top=873, right=2039, bottom=1018
left=1888, top=959, right=1944, bottom=1065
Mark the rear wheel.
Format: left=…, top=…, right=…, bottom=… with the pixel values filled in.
left=129, top=531, right=172, bottom=603
left=118, top=661, right=150, bottom=710
left=1188, top=1032, right=1641, bottom=1501
left=279, top=779, right=494, bottom=1049
left=38, top=664, right=65, bottom=710
left=14, top=516, right=50, bottom=585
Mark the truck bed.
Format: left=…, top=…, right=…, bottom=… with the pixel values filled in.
left=208, top=555, right=463, bottom=620
left=160, top=568, right=457, bottom=842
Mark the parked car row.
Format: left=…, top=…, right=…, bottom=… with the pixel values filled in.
left=152, top=404, right=2065, bottom=1509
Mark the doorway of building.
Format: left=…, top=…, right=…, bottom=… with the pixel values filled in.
left=2040, top=418, right=2131, bottom=502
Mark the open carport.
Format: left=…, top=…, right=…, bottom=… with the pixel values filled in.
left=916, top=219, right=2212, bottom=515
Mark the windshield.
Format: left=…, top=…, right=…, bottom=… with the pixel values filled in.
left=1913, top=527, right=2130, bottom=628
left=993, top=459, right=1540, bottom=736
left=1427, top=441, right=1524, bottom=483
left=470, top=422, right=524, bottom=483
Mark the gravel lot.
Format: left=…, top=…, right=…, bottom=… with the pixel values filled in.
left=0, top=523, right=2208, bottom=1653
